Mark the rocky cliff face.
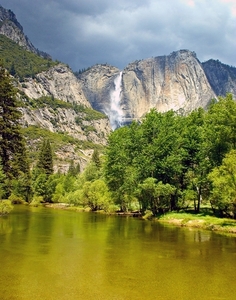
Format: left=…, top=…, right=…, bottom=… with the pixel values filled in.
left=0, top=5, right=50, bottom=59
left=18, top=63, right=112, bottom=147
left=78, top=50, right=218, bottom=124
left=202, top=59, right=236, bottom=97
left=20, top=64, right=91, bottom=107
left=77, top=64, right=122, bottom=128
left=17, top=64, right=111, bottom=171
left=122, top=50, right=216, bottom=119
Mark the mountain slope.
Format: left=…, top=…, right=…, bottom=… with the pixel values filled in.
left=0, top=5, right=50, bottom=58
left=0, top=5, right=112, bottom=172
left=202, top=59, right=236, bottom=97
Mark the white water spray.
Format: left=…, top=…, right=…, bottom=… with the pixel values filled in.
left=109, top=72, right=124, bottom=130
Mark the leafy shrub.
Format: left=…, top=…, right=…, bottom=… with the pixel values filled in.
left=28, top=96, right=73, bottom=110
left=73, top=104, right=107, bottom=120
left=0, top=200, right=13, bottom=215
left=29, top=196, right=44, bottom=207
left=8, top=193, right=25, bottom=204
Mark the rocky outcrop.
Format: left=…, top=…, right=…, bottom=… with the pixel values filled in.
left=20, top=106, right=110, bottom=145
left=121, top=50, right=216, bottom=119
left=202, top=59, right=236, bottom=97
left=20, top=64, right=91, bottom=107
left=79, top=50, right=218, bottom=124
left=78, top=64, right=120, bottom=112
left=0, top=5, right=50, bottom=59
left=18, top=64, right=111, bottom=172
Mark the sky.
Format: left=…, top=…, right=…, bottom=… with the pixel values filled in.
left=1, top=0, right=236, bottom=71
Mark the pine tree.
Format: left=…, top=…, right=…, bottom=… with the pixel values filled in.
left=91, top=149, right=101, bottom=168
left=0, top=158, right=6, bottom=199
left=36, top=139, right=53, bottom=177
left=67, top=160, right=80, bottom=177
left=0, top=63, right=29, bottom=195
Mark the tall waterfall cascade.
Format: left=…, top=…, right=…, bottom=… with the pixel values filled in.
left=109, top=72, right=124, bottom=130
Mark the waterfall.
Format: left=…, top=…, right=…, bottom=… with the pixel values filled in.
left=109, top=72, right=123, bottom=130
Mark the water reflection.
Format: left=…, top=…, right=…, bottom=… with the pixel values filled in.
left=0, top=206, right=236, bottom=300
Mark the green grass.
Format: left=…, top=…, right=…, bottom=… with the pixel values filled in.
left=158, top=210, right=236, bottom=235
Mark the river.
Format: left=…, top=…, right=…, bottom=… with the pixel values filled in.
left=0, top=205, right=236, bottom=300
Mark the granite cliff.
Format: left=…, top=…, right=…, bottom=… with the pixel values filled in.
left=79, top=51, right=236, bottom=125
left=16, top=63, right=111, bottom=171
left=202, top=59, right=236, bottom=97
left=122, top=50, right=215, bottom=119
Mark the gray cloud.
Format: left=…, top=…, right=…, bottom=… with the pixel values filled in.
left=1, top=0, right=235, bottom=70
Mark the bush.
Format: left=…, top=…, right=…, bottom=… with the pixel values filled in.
left=29, top=196, right=44, bottom=207
left=8, top=193, right=25, bottom=204
left=0, top=200, right=13, bottom=215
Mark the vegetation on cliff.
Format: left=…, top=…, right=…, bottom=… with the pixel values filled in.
left=0, top=34, right=58, bottom=80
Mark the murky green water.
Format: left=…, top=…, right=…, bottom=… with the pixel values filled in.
left=0, top=205, right=236, bottom=300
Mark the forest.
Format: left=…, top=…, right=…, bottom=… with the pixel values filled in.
left=1, top=63, right=236, bottom=220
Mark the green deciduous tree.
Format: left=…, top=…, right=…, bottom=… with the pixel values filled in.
left=181, top=108, right=210, bottom=212
left=81, top=179, right=112, bottom=211
left=208, top=150, right=236, bottom=218
left=135, top=178, right=175, bottom=215
left=205, top=94, right=236, bottom=167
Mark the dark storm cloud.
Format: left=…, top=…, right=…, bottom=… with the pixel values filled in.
left=0, top=0, right=235, bottom=70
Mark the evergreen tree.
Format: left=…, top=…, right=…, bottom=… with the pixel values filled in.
left=67, top=160, right=80, bottom=177
left=0, top=159, right=6, bottom=199
left=0, top=63, right=30, bottom=196
left=91, top=149, right=101, bottom=168
left=36, top=139, right=53, bottom=177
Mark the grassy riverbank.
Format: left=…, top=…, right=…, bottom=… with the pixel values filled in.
left=44, top=203, right=236, bottom=235
left=157, top=211, right=236, bottom=235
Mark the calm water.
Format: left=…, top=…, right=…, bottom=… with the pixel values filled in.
left=0, top=206, right=236, bottom=300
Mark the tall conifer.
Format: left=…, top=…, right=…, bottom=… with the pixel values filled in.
left=0, top=63, right=29, bottom=196
left=36, top=139, right=53, bottom=177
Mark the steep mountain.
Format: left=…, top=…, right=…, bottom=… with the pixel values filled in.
left=122, top=50, right=216, bottom=119
left=16, top=61, right=111, bottom=172
left=0, top=5, right=111, bottom=172
left=78, top=50, right=217, bottom=124
left=202, top=59, right=236, bottom=97
left=0, top=5, right=50, bottom=59
left=77, top=64, right=121, bottom=129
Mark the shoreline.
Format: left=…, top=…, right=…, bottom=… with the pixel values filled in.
left=156, top=212, right=236, bottom=236
left=44, top=203, right=236, bottom=236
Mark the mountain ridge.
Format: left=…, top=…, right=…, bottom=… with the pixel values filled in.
left=0, top=5, right=50, bottom=59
